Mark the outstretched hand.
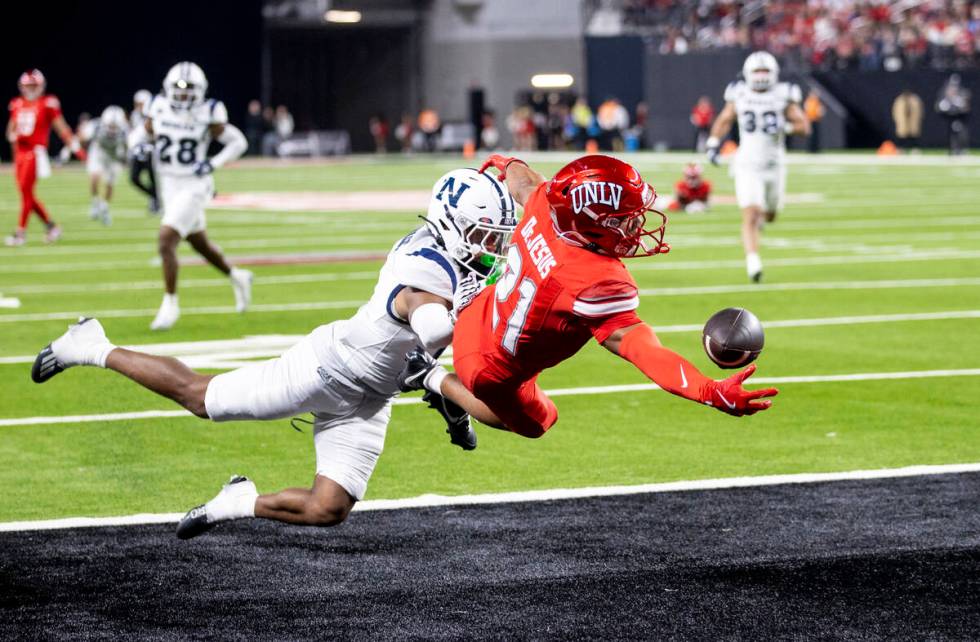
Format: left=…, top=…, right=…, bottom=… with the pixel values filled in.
left=478, top=154, right=526, bottom=181
left=706, top=364, right=778, bottom=417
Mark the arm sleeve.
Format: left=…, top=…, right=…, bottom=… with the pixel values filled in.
left=44, top=96, right=63, bottom=120
left=572, top=279, right=642, bottom=343
left=617, top=323, right=714, bottom=403
left=210, top=123, right=247, bottom=169
left=409, top=302, right=455, bottom=353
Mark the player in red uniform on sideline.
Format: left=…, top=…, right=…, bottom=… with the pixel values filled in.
left=400, top=154, right=777, bottom=439
left=5, top=69, right=85, bottom=246
left=669, top=162, right=712, bottom=213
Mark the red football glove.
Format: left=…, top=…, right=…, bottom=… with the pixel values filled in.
left=478, top=154, right=526, bottom=180
left=704, top=364, right=778, bottom=417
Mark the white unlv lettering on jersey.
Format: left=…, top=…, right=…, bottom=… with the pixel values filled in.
left=570, top=182, right=623, bottom=214
left=520, top=216, right=557, bottom=278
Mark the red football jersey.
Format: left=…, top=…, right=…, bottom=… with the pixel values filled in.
left=470, top=183, right=642, bottom=378
left=8, top=95, right=62, bottom=152
left=674, top=179, right=711, bottom=205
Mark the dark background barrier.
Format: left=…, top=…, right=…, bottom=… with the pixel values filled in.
left=586, top=38, right=975, bottom=151
left=813, top=70, right=980, bottom=148
left=0, top=0, right=262, bottom=160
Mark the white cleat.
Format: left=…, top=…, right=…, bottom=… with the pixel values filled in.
left=43, top=225, right=62, bottom=244
left=176, top=475, right=257, bottom=540
left=150, top=295, right=180, bottom=331
left=89, top=200, right=102, bottom=221
left=100, top=202, right=112, bottom=227
left=4, top=234, right=25, bottom=247
left=230, top=268, right=253, bottom=313
left=31, top=317, right=115, bottom=383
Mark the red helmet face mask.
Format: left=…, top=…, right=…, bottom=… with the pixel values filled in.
left=546, top=155, right=669, bottom=258
left=18, top=69, right=45, bottom=101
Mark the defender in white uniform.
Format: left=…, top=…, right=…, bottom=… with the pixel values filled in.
left=129, top=62, right=250, bottom=330
left=705, top=51, right=810, bottom=282
left=30, top=168, right=517, bottom=539
left=79, top=105, right=129, bottom=225
left=128, top=89, right=159, bottom=215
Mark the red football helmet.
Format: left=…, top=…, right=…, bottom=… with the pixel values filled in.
left=546, top=155, right=669, bottom=258
left=683, top=162, right=703, bottom=185
left=18, top=69, right=45, bottom=101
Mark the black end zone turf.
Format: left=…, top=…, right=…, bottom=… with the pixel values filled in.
left=1, top=473, right=978, bottom=639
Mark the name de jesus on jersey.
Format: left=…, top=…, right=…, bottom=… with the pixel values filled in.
left=146, top=95, right=227, bottom=176
left=724, top=80, right=802, bottom=170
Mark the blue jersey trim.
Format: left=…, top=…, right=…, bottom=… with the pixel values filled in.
left=386, top=284, right=408, bottom=325
left=408, top=248, right=458, bottom=293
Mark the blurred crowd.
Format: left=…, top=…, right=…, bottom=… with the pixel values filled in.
left=244, top=100, right=294, bottom=156
left=609, top=0, right=980, bottom=71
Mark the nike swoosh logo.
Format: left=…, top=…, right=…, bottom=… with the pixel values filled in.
left=679, top=365, right=688, bottom=389
left=716, top=391, right=737, bottom=409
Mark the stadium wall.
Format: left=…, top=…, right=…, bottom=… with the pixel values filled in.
left=421, top=0, right=585, bottom=148
left=813, top=70, right=980, bottom=149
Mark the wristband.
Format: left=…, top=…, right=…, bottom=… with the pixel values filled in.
left=705, top=136, right=720, bottom=149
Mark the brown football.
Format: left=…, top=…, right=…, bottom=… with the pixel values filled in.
left=702, top=307, right=765, bottom=369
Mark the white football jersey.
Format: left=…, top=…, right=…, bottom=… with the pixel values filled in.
left=313, top=227, right=463, bottom=397
left=146, top=94, right=228, bottom=176
left=81, top=118, right=129, bottom=163
left=724, top=80, right=802, bottom=170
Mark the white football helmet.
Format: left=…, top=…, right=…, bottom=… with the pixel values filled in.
left=163, top=62, right=207, bottom=110
left=424, top=169, right=518, bottom=277
left=743, top=51, right=779, bottom=92
left=100, top=105, right=127, bottom=133
left=133, top=89, right=152, bottom=108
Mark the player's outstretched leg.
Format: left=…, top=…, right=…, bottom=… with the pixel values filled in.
left=177, top=473, right=355, bottom=539
left=398, top=347, right=477, bottom=450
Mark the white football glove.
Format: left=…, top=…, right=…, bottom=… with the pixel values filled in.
left=705, top=136, right=721, bottom=166
left=452, top=273, right=485, bottom=321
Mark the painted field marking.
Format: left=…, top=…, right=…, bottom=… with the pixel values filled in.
left=3, top=246, right=980, bottom=276
left=6, top=273, right=980, bottom=299
left=1, top=462, right=978, bottom=532
left=1, top=368, right=978, bottom=428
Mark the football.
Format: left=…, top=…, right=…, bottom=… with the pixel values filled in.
left=702, top=307, right=765, bottom=369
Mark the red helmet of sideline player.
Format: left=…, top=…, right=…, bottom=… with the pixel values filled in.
left=683, top=162, right=703, bottom=185
left=546, top=155, right=669, bottom=258
left=17, top=69, right=46, bottom=101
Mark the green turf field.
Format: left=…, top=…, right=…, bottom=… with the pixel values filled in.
left=1, top=153, right=978, bottom=521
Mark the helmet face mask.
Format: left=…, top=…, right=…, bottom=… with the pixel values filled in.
left=425, top=169, right=518, bottom=277
left=100, top=106, right=127, bottom=134
left=164, top=62, right=208, bottom=110
left=18, top=69, right=45, bottom=101
left=547, top=155, right=669, bottom=259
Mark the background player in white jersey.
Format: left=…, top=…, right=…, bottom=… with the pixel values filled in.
left=129, top=62, right=249, bottom=330
left=29, top=168, right=517, bottom=539
left=128, top=89, right=159, bottom=214
left=79, top=105, right=129, bottom=225
left=705, top=51, right=810, bottom=283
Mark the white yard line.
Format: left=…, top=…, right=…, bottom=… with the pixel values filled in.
left=1, top=245, right=979, bottom=279
left=1, top=462, right=978, bottom=532
left=6, top=273, right=978, bottom=298
left=1, top=368, right=978, bottom=428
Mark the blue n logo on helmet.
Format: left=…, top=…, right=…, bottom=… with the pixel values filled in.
left=435, top=177, right=471, bottom=208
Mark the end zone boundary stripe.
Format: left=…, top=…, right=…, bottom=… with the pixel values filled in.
left=1, top=463, right=978, bottom=532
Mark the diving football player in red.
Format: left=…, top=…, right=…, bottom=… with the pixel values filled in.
left=401, top=154, right=777, bottom=439
left=669, top=162, right=712, bottom=213
left=5, top=69, right=85, bottom=246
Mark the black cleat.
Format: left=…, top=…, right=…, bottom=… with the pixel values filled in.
left=423, top=390, right=477, bottom=451
left=176, top=504, right=213, bottom=540
left=398, top=347, right=437, bottom=392
left=31, top=344, right=63, bottom=383
left=750, top=271, right=763, bottom=284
